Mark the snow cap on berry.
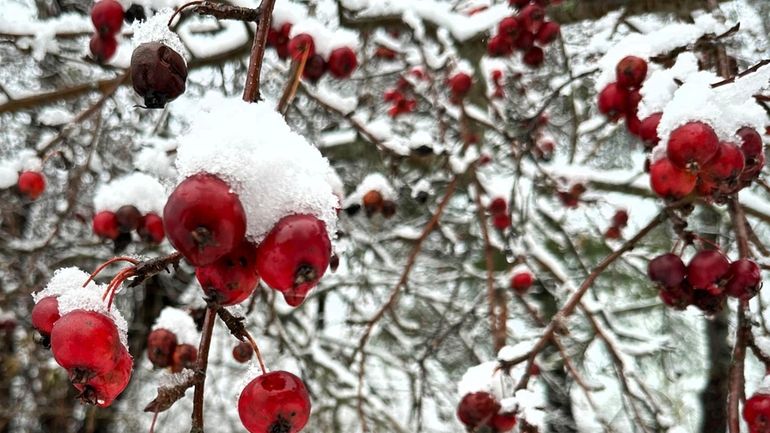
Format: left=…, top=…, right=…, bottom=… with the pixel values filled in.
left=93, top=172, right=167, bottom=214
left=0, top=150, right=43, bottom=188
left=55, top=278, right=129, bottom=349
left=151, top=307, right=200, bottom=346
left=289, top=19, right=359, bottom=60
left=343, top=173, right=397, bottom=208
left=132, top=8, right=188, bottom=62
left=32, top=267, right=100, bottom=303
left=272, top=1, right=306, bottom=28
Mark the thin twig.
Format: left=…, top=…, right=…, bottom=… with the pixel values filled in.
left=191, top=307, right=217, bottom=433
left=242, top=0, right=278, bottom=102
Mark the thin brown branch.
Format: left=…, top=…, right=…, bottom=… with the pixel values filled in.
left=190, top=307, right=217, bottom=433
left=711, top=59, right=770, bottom=88
left=242, top=0, right=277, bottom=102
left=277, top=48, right=310, bottom=115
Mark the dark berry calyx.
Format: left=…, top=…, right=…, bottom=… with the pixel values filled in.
left=268, top=416, right=292, bottom=433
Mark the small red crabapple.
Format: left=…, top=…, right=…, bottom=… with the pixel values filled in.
left=490, top=412, right=517, bottom=432
left=74, top=345, right=133, bottom=407
left=493, top=213, right=511, bottom=230
left=51, top=310, right=123, bottom=381
left=647, top=253, right=686, bottom=288
left=666, top=121, right=720, bottom=171
left=115, top=205, right=142, bottom=233
left=239, top=371, right=311, bottom=433
left=448, top=73, right=473, bottom=99
left=17, top=171, right=46, bottom=200
left=518, top=3, right=546, bottom=33
left=605, top=226, right=621, bottom=240
left=138, top=212, right=165, bottom=243
left=511, top=271, right=534, bottom=294
left=487, top=35, right=514, bottom=57
left=701, top=141, right=745, bottom=182
left=535, top=21, right=560, bottom=45
left=659, top=282, right=695, bottom=310
left=639, top=113, right=663, bottom=147
left=31, top=296, right=60, bottom=337
left=93, top=211, right=120, bottom=240
left=737, top=126, right=764, bottom=162
left=232, top=341, right=253, bottom=363
left=488, top=197, right=507, bottom=215
left=146, top=328, right=178, bottom=369
left=196, top=240, right=260, bottom=306
left=362, top=190, right=384, bottom=216
left=745, top=392, right=770, bottom=433
left=288, top=33, right=315, bottom=60
left=597, top=83, right=629, bottom=122
left=381, top=200, right=397, bottom=219
left=687, top=250, right=730, bottom=292
left=626, top=112, right=642, bottom=136
left=302, top=54, right=327, bottom=82
left=724, top=258, right=761, bottom=300
left=522, top=46, right=545, bottom=67
left=649, top=157, right=696, bottom=199
left=498, top=17, right=521, bottom=39
left=91, top=0, right=124, bottom=36
left=457, top=392, right=500, bottom=429
left=89, top=34, right=118, bottom=64
left=327, top=47, right=358, bottom=79
left=171, top=344, right=198, bottom=373
left=612, top=210, right=629, bottom=227
left=615, top=56, right=648, bottom=90
left=513, top=31, right=535, bottom=50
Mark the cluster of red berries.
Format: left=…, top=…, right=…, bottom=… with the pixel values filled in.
left=745, top=390, right=770, bottom=433
left=648, top=250, right=761, bottom=314
left=383, top=72, right=421, bottom=118
left=89, top=0, right=124, bottom=63
left=164, top=173, right=332, bottom=307
left=93, top=206, right=164, bottom=250
left=267, top=23, right=358, bottom=82
left=345, top=189, right=397, bottom=218
left=16, top=170, right=46, bottom=200
left=510, top=269, right=534, bottom=294
left=457, top=392, right=517, bottom=433
left=33, top=297, right=132, bottom=407
left=146, top=327, right=198, bottom=372
left=487, top=1, right=561, bottom=68
left=488, top=197, right=512, bottom=230
left=604, top=209, right=628, bottom=240
left=597, top=56, right=648, bottom=132
left=556, top=182, right=585, bottom=208
left=239, top=371, right=311, bottom=433
left=649, top=122, right=764, bottom=201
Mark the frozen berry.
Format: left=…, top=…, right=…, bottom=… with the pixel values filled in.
left=745, top=392, right=770, bottom=433
left=146, top=328, right=177, bottom=368
left=381, top=200, right=397, bottom=219
left=687, top=250, right=730, bottom=291
left=91, top=0, right=123, bottom=36
left=171, top=344, right=197, bottom=373
left=196, top=240, right=260, bottom=306
left=89, top=34, right=117, bottom=63
left=302, top=54, right=327, bottom=82
left=667, top=121, right=719, bottom=171
left=518, top=3, right=545, bottom=33
left=93, top=211, right=120, bottom=240
left=163, top=173, right=247, bottom=267
left=513, top=31, right=535, bottom=50
left=239, top=371, right=311, bottom=433
left=724, top=258, right=761, bottom=300
left=493, top=213, right=511, bottom=230
left=75, top=345, right=132, bottom=407
left=702, top=141, right=745, bottom=182
left=115, top=205, right=142, bottom=233
left=328, top=47, right=358, bottom=79
left=738, top=126, right=764, bottom=163
left=490, top=412, right=517, bottom=432
left=288, top=33, right=315, bottom=60
left=487, top=34, right=514, bottom=57
left=138, top=212, right=165, bottom=243
left=615, top=56, right=647, bottom=89
left=498, top=17, right=521, bottom=39
left=612, top=210, right=629, bottom=227
left=648, top=253, right=686, bottom=288
left=511, top=272, right=534, bottom=294
left=362, top=190, right=384, bottom=216
left=457, top=392, right=500, bottom=429
left=597, top=83, right=628, bottom=122
left=232, top=341, right=253, bottom=363
left=605, top=226, right=621, bottom=239
left=649, top=157, right=696, bottom=199
left=522, top=46, right=545, bottom=67
left=31, top=296, right=60, bottom=337
left=488, top=197, right=507, bottom=214
left=639, top=113, right=663, bottom=147
left=448, top=73, right=473, bottom=99
left=130, top=42, right=188, bottom=109
left=51, top=310, right=123, bottom=380
left=17, top=171, right=45, bottom=200
left=535, top=21, right=560, bottom=45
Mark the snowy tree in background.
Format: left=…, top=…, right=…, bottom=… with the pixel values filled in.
left=0, top=0, right=769, bottom=432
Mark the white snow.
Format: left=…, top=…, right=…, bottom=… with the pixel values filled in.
left=32, top=267, right=99, bottom=303
left=132, top=9, right=188, bottom=61
left=93, top=172, right=167, bottom=214
left=272, top=1, right=307, bottom=28
left=289, top=19, right=360, bottom=60
left=0, top=162, right=18, bottom=189
left=343, top=172, right=397, bottom=208
left=152, top=307, right=200, bottom=346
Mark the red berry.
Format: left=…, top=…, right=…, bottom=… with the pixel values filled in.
left=738, top=126, right=764, bottom=162
left=667, top=121, right=719, bottom=170
left=492, top=213, right=511, bottom=230
left=381, top=200, right=397, bottom=218
left=146, top=328, right=178, bottom=368
left=457, top=392, right=500, bottom=429
left=649, top=157, right=696, bottom=199
left=745, top=392, right=770, bottom=433
left=487, top=34, right=515, bottom=57
left=513, top=31, right=535, bottom=51
left=363, top=190, right=384, bottom=216
left=31, top=296, right=60, bottom=337
left=288, top=33, right=315, bottom=60
left=488, top=197, right=507, bottom=214
left=687, top=250, right=730, bottom=291
left=489, top=412, right=518, bottom=432
left=448, top=73, right=473, bottom=98
left=605, top=226, right=621, bottom=239
left=51, top=310, right=123, bottom=380
left=130, top=42, right=188, bottom=109
left=511, top=272, right=534, bottom=294
left=239, top=371, right=311, bottom=433
left=115, top=205, right=142, bottom=233
left=91, top=0, right=123, bottom=36
left=659, top=282, right=695, bottom=310
left=93, top=211, right=120, bottom=240
left=625, top=89, right=642, bottom=114
left=724, top=258, right=761, bottom=300
left=89, top=34, right=117, bottom=63
left=615, top=56, right=648, bottom=90
left=233, top=341, right=254, bottom=363
left=626, top=112, right=642, bottom=136
left=535, top=21, right=560, bottom=45
left=612, top=210, right=629, bottom=227
left=17, top=171, right=45, bottom=200
left=518, top=4, right=545, bottom=33
left=75, top=346, right=132, bottom=407
left=522, top=46, right=545, bottom=67
left=498, top=17, right=521, bottom=39
left=639, top=113, right=663, bottom=147
left=196, top=240, right=260, bottom=306
left=256, top=214, right=331, bottom=307
left=597, top=83, right=629, bottom=122
left=138, top=212, right=165, bottom=243
left=171, top=344, right=198, bottom=373
left=702, top=141, right=745, bottom=182
left=648, top=253, right=686, bottom=288
left=742, top=152, right=765, bottom=183
left=327, top=47, right=358, bottom=79
left=302, top=54, right=327, bottom=82
left=163, top=173, right=247, bottom=267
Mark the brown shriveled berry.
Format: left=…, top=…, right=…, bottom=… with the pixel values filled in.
left=130, top=42, right=188, bottom=109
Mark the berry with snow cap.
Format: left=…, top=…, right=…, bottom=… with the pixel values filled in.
left=615, top=56, right=647, bottom=90
left=91, top=0, right=123, bottom=37
left=51, top=310, right=124, bottom=382
left=328, top=47, right=358, bottom=79
left=666, top=121, right=720, bottom=171
left=130, top=42, right=188, bottom=109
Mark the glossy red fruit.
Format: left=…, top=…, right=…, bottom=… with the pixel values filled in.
left=31, top=296, right=60, bottom=336
left=138, top=212, right=165, bottom=243
left=648, top=253, right=686, bottom=288
left=89, top=34, right=117, bottom=63
left=535, top=21, right=560, bottom=45
left=17, top=171, right=46, bottom=200
left=522, top=46, right=545, bottom=67
left=288, top=33, right=315, bottom=60
left=626, top=112, right=642, bottom=136
left=256, top=214, right=331, bottom=307
left=487, top=34, right=514, bottom=57
left=518, top=4, right=545, bottom=33
left=738, top=127, right=764, bottom=162
left=302, top=54, right=327, bottom=82
left=448, top=73, right=473, bottom=98
left=639, top=113, right=663, bottom=147
left=93, top=211, right=120, bottom=239
left=328, top=47, right=358, bottom=79
left=239, top=371, right=311, bottom=433
left=724, top=258, right=761, bottom=300
left=488, top=197, right=507, bottom=214
left=615, top=56, right=648, bottom=89
left=116, top=205, right=142, bottom=233
left=75, top=346, right=132, bottom=407
left=687, top=250, right=730, bottom=291
left=163, top=173, right=247, bottom=267
left=492, top=213, right=511, bottom=230
left=745, top=392, right=770, bottom=433
left=597, top=83, right=628, bottom=122
left=51, top=310, right=122, bottom=380
left=196, top=240, right=260, bottom=306
left=146, top=328, right=178, bottom=368
left=659, top=282, right=695, bottom=310
left=667, top=121, right=719, bottom=170
left=91, top=0, right=123, bottom=36
left=233, top=341, right=253, bottom=363
left=457, top=392, right=500, bottom=428
left=498, top=17, right=521, bottom=39
left=612, top=210, right=629, bottom=227
left=702, top=141, right=745, bottom=182
left=625, top=89, right=642, bottom=114
left=171, top=344, right=198, bottom=373
left=130, top=42, right=188, bottom=109
left=513, top=31, right=535, bottom=50
left=489, top=412, right=517, bottom=432
left=511, top=272, right=534, bottom=294
left=649, top=158, right=696, bottom=199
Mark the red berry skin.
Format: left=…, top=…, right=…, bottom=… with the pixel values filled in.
left=93, top=211, right=120, bottom=240
left=612, top=210, right=629, bottom=227
left=51, top=310, right=122, bottom=379
left=535, top=21, right=560, bottom=45
left=171, top=344, right=198, bottom=373
left=17, top=171, right=46, bottom=200
left=233, top=341, right=253, bottom=363
left=302, top=54, right=327, bottom=82
left=597, top=83, right=629, bottom=122
left=238, top=371, right=311, bottom=433
left=89, top=34, right=117, bottom=63
left=745, top=393, right=770, bottom=433
left=91, top=0, right=123, bottom=36
left=163, top=173, right=247, bottom=267
left=139, top=212, right=165, bottom=243
left=492, top=213, right=512, bottom=230
left=327, top=47, right=358, bottom=79
left=457, top=392, right=501, bottom=428
left=687, top=250, right=730, bottom=291
left=724, top=258, right=761, bottom=300
left=130, top=42, right=188, bottom=109
left=738, top=126, right=764, bottom=162
left=116, top=205, right=142, bottom=233
left=648, top=253, right=686, bottom=288
left=626, top=112, right=642, bottom=136
left=702, top=141, right=745, bottom=182
left=513, top=31, right=535, bottom=50
left=288, top=33, right=315, bottom=60
left=489, top=412, right=517, bottom=432
left=605, top=226, right=621, bottom=239
left=31, top=296, right=60, bottom=337
left=518, top=4, right=545, bottom=33
left=511, top=272, right=534, bottom=294
left=498, top=17, right=521, bottom=39
left=615, top=56, right=648, bottom=90
left=146, top=328, right=178, bottom=368
left=666, top=121, right=720, bottom=170
left=196, top=240, right=260, bottom=306
left=256, top=214, right=331, bottom=307
left=487, top=35, right=514, bottom=57
left=522, top=46, right=545, bottom=67
left=639, top=113, right=663, bottom=147
left=448, top=73, right=473, bottom=98
left=488, top=197, right=507, bottom=214
left=74, top=346, right=133, bottom=407
left=649, top=158, right=696, bottom=199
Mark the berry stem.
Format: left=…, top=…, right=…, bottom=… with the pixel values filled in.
left=242, top=0, right=277, bottom=102
left=167, top=0, right=204, bottom=27
left=191, top=307, right=216, bottom=433
left=244, top=332, right=267, bottom=375
left=83, top=256, right=139, bottom=288
left=277, top=46, right=310, bottom=115
left=104, top=268, right=136, bottom=310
